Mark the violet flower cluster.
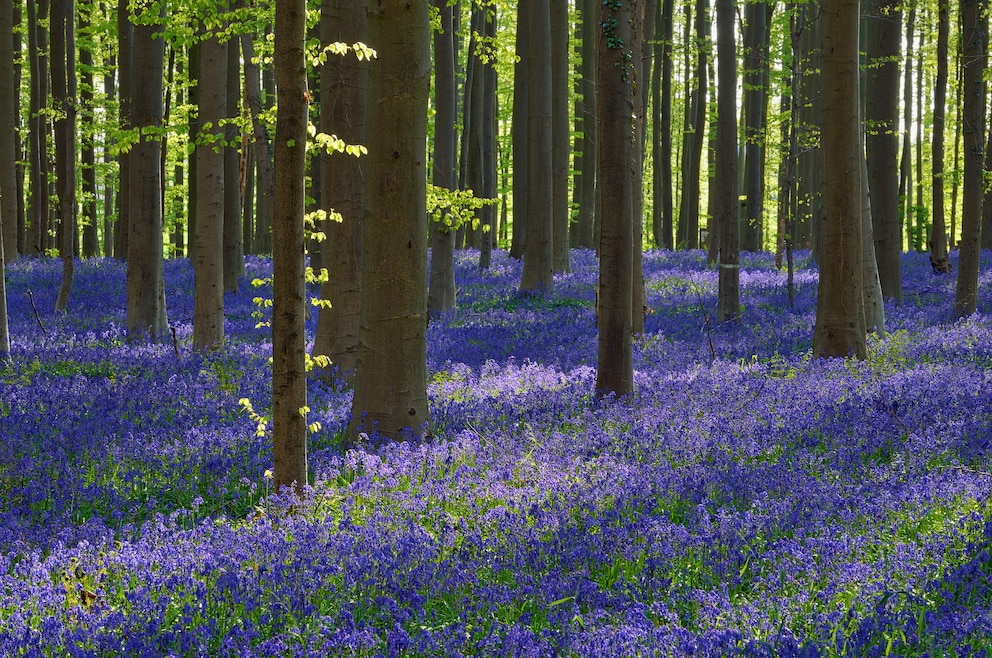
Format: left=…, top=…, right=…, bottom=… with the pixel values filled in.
left=0, top=248, right=990, bottom=656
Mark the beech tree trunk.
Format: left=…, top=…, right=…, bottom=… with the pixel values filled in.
left=428, top=0, right=457, bottom=315
left=272, top=0, right=309, bottom=493
left=596, top=0, right=636, bottom=398
left=193, top=30, right=226, bottom=350
left=575, top=0, right=598, bottom=249
left=865, top=0, right=903, bottom=302
left=955, top=0, right=987, bottom=316
left=241, top=32, right=275, bottom=255
left=0, top=0, right=19, bottom=263
left=814, top=0, right=866, bottom=359
left=349, top=0, right=431, bottom=444
left=313, top=0, right=368, bottom=380
left=115, top=0, right=131, bottom=260
left=520, top=0, right=554, bottom=294
left=654, top=0, right=674, bottom=250
left=510, top=9, right=528, bottom=259
left=126, top=4, right=168, bottom=339
left=715, top=0, right=738, bottom=323
left=51, top=0, right=75, bottom=312
left=741, top=0, right=770, bottom=252
left=224, top=40, right=244, bottom=290
left=929, top=0, right=952, bottom=274
left=551, top=0, right=570, bottom=273
left=677, top=0, right=708, bottom=249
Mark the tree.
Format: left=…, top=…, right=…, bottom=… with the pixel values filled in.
left=193, top=27, right=227, bottom=350
left=510, top=6, right=528, bottom=260
left=929, top=0, right=952, bottom=274
left=26, top=0, right=50, bottom=256
left=51, top=0, right=76, bottom=312
left=677, top=0, right=708, bottom=249
left=864, top=0, right=903, bottom=302
left=573, top=0, right=598, bottom=250
left=714, top=0, right=738, bottom=323
left=241, top=30, right=275, bottom=256
left=0, top=0, right=19, bottom=263
left=813, top=0, right=865, bottom=359
left=596, top=0, right=637, bottom=398
left=427, top=0, right=457, bottom=315
left=519, top=0, right=554, bottom=294
left=0, top=228, right=7, bottom=362
left=272, top=0, right=309, bottom=492
left=223, top=39, right=245, bottom=290
left=740, top=0, right=771, bottom=252
left=126, top=2, right=168, bottom=339
left=313, top=0, right=368, bottom=380
left=349, top=0, right=431, bottom=443
left=115, top=0, right=132, bottom=260
left=551, top=0, right=570, bottom=273
left=652, top=0, right=674, bottom=250
left=955, top=0, right=987, bottom=316
left=79, top=9, right=99, bottom=258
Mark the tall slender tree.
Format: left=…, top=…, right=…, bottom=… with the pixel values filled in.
left=349, top=0, right=431, bottom=443
left=428, top=0, right=457, bottom=315
left=865, top=0, right=903, bottom=302
left=272, top=0, right=309, bottom=492
left=955, top=0, right=987, bottom=316
left=0, top=0, right=19, bottom=263
left=241, top=31, right=275, bottom=255
left=519, top=0, right=554, bottom=294
left=115, top=0, right=132, bottom=260
left=740, top=0, right=770, bottom=252
left=193, top=27, right=227, bottom=350
left=653, top=0, right=674, bottom=250
left=574, top=0, right=598, bottom=249
left=715, top=0, right=738, bottom=322
left=551, top=0, right=570, bottom=273
left=814, top=0, right=866, bottom=359
left=929, top=0, right=952, bottom=274
left=79, top=9, right=99, bottom=258
left=224, top=39, right=245, bottom=289
left=51, top=0, right=76, bottom=311
left=126, top=2, right=168, bottom=339
left=677, top=0, right=708, bottom=249
left=596, top=0, right=636, bottom=398
left=313, top=0, right=368, bottom=380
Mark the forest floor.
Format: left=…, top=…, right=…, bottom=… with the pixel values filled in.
left=1, top=248, right=991, bottom=656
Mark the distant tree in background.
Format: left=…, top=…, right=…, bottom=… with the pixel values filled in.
left=929, top=0, right=952, bottom=275
left=714, top=0, right=738, bottom=324
left=0, top=0, right=18, bottom=263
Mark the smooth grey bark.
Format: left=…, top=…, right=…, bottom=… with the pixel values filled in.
left=574, top=0, right=598, bottom=249
left=349, top=0, right=431, bottom=443
left=520, top=0, right=554, bottom=295
left=551, top=0, right=570, bottom=273
left=115, top=0, right=131, bottom=260
left=428, top=0, right=457, bottom=315
left=740, top=0, right=770, bottom=252
left=510, top=7, right=528, bottom=259
left=241, top=32, right=275, bottom=255
left=193, top=31, right=226, bottom=350
left=865, top=0, right=903, bottom=302
left=51, top=0, right=75, bottom=311
left=595, top=0, right=636, bottom=398
left=313, top=0, right=367, bottom=380
left=224, top=39, right=244, bottom=290
left=272, top=0, right=309, bottom=493
left=929, top=0, right=952, bottom=274
left=715, top=0, right=738, bottom=323
left=79, top=12, right=98, bottom=258
left=955, top=0, right=987, bottom=317
left=480, top=8, right=497, bottom=269
left=813, top=0, right=866, bottom=359
left=126, top=4, right=168, bottom=339
left=653, top=0, right=674, bottom=250
left=677, top=0, right=708, bottom=249
left=0, top=0, right=19, bottom=263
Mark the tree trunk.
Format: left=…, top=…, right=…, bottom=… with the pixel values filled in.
left=551, top=0, right=570, bottom=273
left=520, top=0, right=554, bottom=295
left=224, top=39, right=244, bottom=290
left=272, top=0, right=309, bottom=492
left=929, top=0, right=952, bottom=274
left=715, top=0, right=738, bottom=323
left=899, top=3, right=916, bottom=250
left=193, top=30, right=226, bottom=350
left=0, top=0, right=19, bottom=263
left=126, top=4, right=168, bottom=339
left=741, top=0, right=770, bottom=252
left=51, top=0, right=75, bottom=311
left=796, top=4, right=821, bottom=254
left=349, top=0, right=431, bottom=443
left=510, top=9, right=528, bottom=259
left=595, top=0, right=636, bottom=398
left=115, top=0, right=131, bottom=260
left=574, top=0, right=597, bottom=249
left=814, top=0, right=866, bottom=360
left=860, top=113, right=886, bottom=334
left=313, top=0, right=368, bottom=381
left=241, top=32, right=275, bottom=255
left=103, top=49, right=116, bottom=257
left=79, top=12, right=98, bottom=258
left=654, top=0, right=674, bottom=250
left=955, top=0, right=987, bottom=317
left=865, top=0, right=903, bottom=302
left=428, top=0, right=457, bottom=315
left=677, top=0, right=708, bottom=249
left=480, top=9, right=497, bottom=268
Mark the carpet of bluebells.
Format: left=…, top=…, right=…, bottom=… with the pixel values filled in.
left=1, top=248, right=992, bottom=656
